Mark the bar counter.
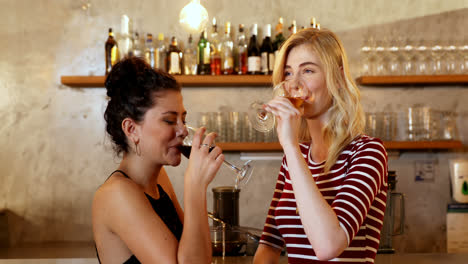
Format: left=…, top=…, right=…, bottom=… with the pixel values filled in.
left=0, top=254, right=468, bottom=264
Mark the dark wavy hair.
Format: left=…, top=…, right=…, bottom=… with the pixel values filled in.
left=104, top=57, right=181, bottom=155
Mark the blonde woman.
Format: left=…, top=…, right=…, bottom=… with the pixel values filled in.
left=254, top=28, right=388, bottom=263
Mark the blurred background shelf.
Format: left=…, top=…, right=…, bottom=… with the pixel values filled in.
left=62, top=75, right=468, bottom=87
left=217, top=140, right=463, bottom=152
left=60, top=75, right=273, bottom=87
left=356, top=75, right=468, bottom=85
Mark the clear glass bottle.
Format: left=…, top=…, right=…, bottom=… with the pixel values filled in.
left=118, top=14, right=133, bottom=59
left=310, top=17, right=318, bottom=29
left=260, top=24, right=274, bottom=75
left=132, top=32, right=143, bottom=58
left=184, top=35, right=198, bottom=75
left=210, top=17, right=221, bottom=75
left=156, top=33, right=167, bottom=71
left=167, top=36, right=183, bottom=75
left=144, top=33, right=155, bottom=68
left=220, top=22, right=234, bottom=75
left=235, top=24, right=248, bottom=75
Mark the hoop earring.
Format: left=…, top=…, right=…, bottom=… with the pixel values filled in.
left=134, top=141, right=141, bottom=156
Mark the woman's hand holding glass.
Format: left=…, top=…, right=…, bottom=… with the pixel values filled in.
left=183, top=127, right=224, bottom=188
left=264, top=80, right=308, bottom=148
left=180, top=126, right=254, bottom=189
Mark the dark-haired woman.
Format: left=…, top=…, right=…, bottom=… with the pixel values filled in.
left=92, top=57, right=224, bottom=264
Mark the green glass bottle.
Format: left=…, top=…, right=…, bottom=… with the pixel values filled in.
left=197, top=30, right=211, bottom=75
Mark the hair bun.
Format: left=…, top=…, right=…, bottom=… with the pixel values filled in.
left=105, top=57, right=145, bottom=99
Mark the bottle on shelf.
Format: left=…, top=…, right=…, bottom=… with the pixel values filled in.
left=210, top=17, right=221, bottom=75
left=132, top=32, right=143, bottom=58
left=105, top=28, right=119, bottom=75
left=288, top=20, right=297, bottom=38
left=260, top=24, right=274, bottom=75
left=183, top=34, right=198, bottom=75
left=144, top=33, right=156, bottom=68
left=197, top=30, right=211, bottom=75
left=273, top=17, right=286, bottom=51
left=247, top=23, right=261, bottom=75
left=167, top=36, right=183, bottom=75
left=234, top=24, right=248, bottom=75
left=310, top=17, right=318, bottom=29
left=118, top=14, right=133, bottom=59
left=156, top=33, right=167, bottom=71
left=220, top=22, right=234, bottom=75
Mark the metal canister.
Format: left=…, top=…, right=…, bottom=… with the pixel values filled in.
left=212, top=186, right=240, bottom=227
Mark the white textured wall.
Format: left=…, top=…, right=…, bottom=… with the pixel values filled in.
left=1, top=0, right=468, bottom=253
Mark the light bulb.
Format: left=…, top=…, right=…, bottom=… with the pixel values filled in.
left=179, top=0, right=209, bottom=34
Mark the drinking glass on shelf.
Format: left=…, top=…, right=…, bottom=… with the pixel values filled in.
left=179, top=126, right=254, bottom=189
left=388, top=38, right=403, bottom=75
left=429, top=40, right=444, bottom=75
left=360, top=35, right=374, bottom=76
left=374, top=40, right=388, bottom=76
left=248, top=79, right=307, bottom=132
left=415, top=39, right=430, bottom=75
left=457, top=39, right=468, bottom=74
left=401, top=39, right=416, bottom=75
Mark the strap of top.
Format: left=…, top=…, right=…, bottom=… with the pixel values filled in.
left=112, top=170, right=130, bottom=178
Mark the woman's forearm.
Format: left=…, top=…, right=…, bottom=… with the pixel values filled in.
left=178, top=185, right=212, bottom=264
left=283, top=145, right=347, bottom=259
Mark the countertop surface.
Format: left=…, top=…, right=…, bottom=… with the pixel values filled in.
left=0, top=244, right=467, bottom=263
left=1, top=255, right=468, bottom=264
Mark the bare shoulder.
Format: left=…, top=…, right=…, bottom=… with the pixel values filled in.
left=93, top=172, right=180, bottom=263
left=92, top=174, right=147, bottom=226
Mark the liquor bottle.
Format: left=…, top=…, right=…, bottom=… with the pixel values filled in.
left=210, top=18, right=221, bottom=75
left=132, top=32, right=143, bottom=58
left=288, top=20, right=297, bottom=38
left=118, top=14, right=133, bottom=59
left=156, top=33, right=167, bottom=71
left=105, top=28, right=119, bottom=75
left=144, top=33, right=156, bottom=68
left=260, top=24, right=274, bottom=75
left=220, top=22, right=234, bottom=75
left=247, top=23, right=261, bottom=75
left=197, top=30, right=211, bottom=75
left=310, top=17, right=318, bottom=29
left=235, top=24, right=248, bottom=75
left=273, top=17, right=286, bottom=52
left=167, top=36, right=183, bottom=75
left=183, top=35, right=197, bottom=75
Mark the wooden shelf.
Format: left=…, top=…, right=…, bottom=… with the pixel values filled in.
left=217, top=140, right=463, bottom=152
left=60, top=75, right=272, bottom=87
left=356, top=75, right=468, bottom=86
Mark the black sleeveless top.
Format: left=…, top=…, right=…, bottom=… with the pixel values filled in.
left=96, top=170, right=183, bottom=264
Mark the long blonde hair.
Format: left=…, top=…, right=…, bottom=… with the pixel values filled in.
left=273, top=28, right=365, bottom=172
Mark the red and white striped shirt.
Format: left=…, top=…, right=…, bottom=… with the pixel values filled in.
left=260, top=135, right=388, bottom=263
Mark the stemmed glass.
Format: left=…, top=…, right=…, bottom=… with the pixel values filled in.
left=248, top=80, right=307, bottom=132
left=178, top=126, right=254, bottom=189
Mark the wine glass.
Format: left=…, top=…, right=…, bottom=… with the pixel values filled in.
left=178, top=126, right=254, bottom=189
left=248, top=80, right=307, bottom=132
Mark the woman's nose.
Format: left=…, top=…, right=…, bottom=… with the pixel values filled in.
left=177, top=123, right=188, bottom=138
